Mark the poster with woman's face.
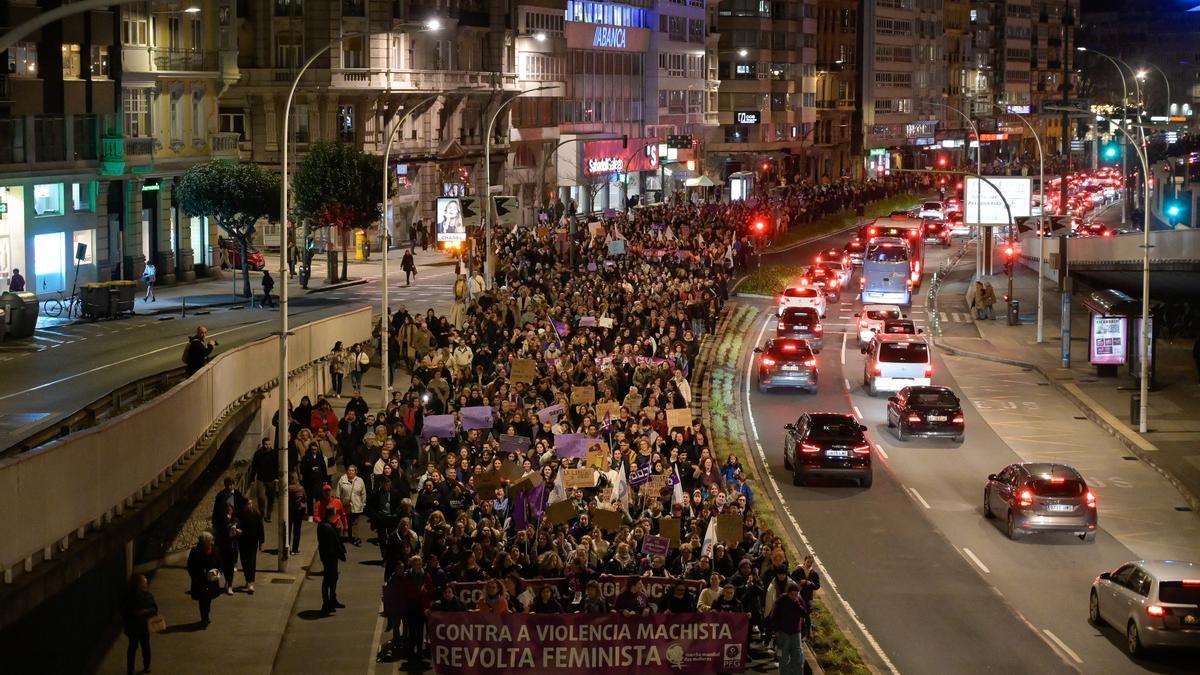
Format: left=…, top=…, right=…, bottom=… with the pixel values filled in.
left=436, top=197, right=467, bottom=242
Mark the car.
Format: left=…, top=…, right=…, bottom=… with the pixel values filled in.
left=862, top=334, right=931, bottom=396
left=778, top=284, right=827, bottom=318
left=983, top=462, right=1098, bottom=542
left=776, top=306, right=824, bottom=351
left=886, top=386, right=965, bottom=442
left=844, top=239, right=866, bottom=266
left=918, top=201, right=945, bottom=220
left=855, top=304, right=903, bottom=347
left=1075, top=222, right=1116, bottom=238
left=880, top=318, right=920, bottom=336
left=804, top=266, right=842, bottom=302
left=754, top=338, right=819, bottom=393
left=943, top=197, right=961, bottom=214
left=783, top=413, right=872, bottom=487
left=923, top=220, right=952, bottom=247
left=946, top=213, right=970, bottom=237
left=1090, top=560, right=1200, bottom=657
left=222, top=240, right=267, bottom=271
left=815, top=248, right=847, bottom=267
left=814, top=259, right=851, bottom=286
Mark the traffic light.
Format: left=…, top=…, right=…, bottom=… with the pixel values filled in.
left=937, top=156, right=948, bottom=168
left=1003, top=245, right=1016, bottom=277
left=1103, top=144, right=1119, bottom=160
left=753, top=219, right=767, bottom=234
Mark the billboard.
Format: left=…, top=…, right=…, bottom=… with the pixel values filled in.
left=435, top=197, right=470, bottom=242
left=1089, top=315, right=1126, bottom=365
left=582, top=139, right=659, bottom=176
left=964, top=176, right=1032, bottom=225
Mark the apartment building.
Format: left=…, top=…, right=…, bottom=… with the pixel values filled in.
left=511, top=2, right=567, bottom=223
left=1, top=0, right=235, bottom=294
left=813, top=0, right=859, bottom=179
left=1029, top=0, right=1079, bottom=156
left=943, top=0, right=972, bottom=146
left=860, top=0, right=922, bottom=172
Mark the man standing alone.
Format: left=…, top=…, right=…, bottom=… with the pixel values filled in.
left=184, top=326, right=217, bottom=376
left=248, top=438, right=280, bottom=522
left=770, top=582, right=807, bottom=675
left=318, top=505, right=347, bottom=613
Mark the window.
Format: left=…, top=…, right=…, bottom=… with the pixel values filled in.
left=123, top=4, right=149, bottom=46
left=218, top=108, right=246, bottom=140
left=295, top=103, right=310, bottom=142
left=8, top=42, right=38, bottom=77
left=123, top=89, right=152, bottom=137
left=342, top=0, right=366, bottom=17
left=72, top=182, right=95, bottom=213
left=34, top=183, right=64, bottom=217
left=192, top=96, right=203, bottom=141
left=338, top=105, right=354, bottom=142
left=90, top=46, right=110, bottom=78
left=73, top=229, right=96, bottom=263
left=191, top=17, right=203, bottom=50
left=274, top=0, right=304, bottom=17
left=62, top=44, right=82, bottom=79
left=342, top=36, right=365, bottom=68
left=167, top=17, right=182, bottom=50
left=275, top=31, right=303, bottom=68
left=170, top=97, right=183, bottom=143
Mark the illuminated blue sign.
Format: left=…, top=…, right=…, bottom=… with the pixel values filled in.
left=593, top=26, right=627, bottom=48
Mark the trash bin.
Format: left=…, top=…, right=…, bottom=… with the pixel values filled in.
left=1130, top=393, right=1140, bottom=427
left=1007, top=299, right=1020, bottom=326
left=0, top=291, right=40, bottom=339
left=0, top=306, right=7, bottom=343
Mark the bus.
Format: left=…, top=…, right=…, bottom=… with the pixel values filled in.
left=861, top=238, right=913, bottom=306
left=859, top=215, right=925, bottom=284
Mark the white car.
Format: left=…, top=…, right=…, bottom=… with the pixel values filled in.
left=778, top=284, right=827, bottom=318
left=814, top=260, right=851, bottom=287
left=1090, top=559, right=1200, bottom=657
left=855, top=304, right=903, bottom=347
left=918, top=201, right=945, bottom=220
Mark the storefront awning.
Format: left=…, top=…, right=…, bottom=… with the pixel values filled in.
left=685, top=176, right=718, bottom=187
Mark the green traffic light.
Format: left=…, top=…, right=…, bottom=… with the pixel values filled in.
left=1167, top=204, right=1181, bottom=217
left=1104, top=146, right=1118, bottom=159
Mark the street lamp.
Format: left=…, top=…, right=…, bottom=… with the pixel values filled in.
left=482, top=84, right=557, bottom=289
left=931, top=100, right=984, bottom=280
left=1078, top=46, right=1131, bottom=225
left=1137, top=62, right=1171, bottom=117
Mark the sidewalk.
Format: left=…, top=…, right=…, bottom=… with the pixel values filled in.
left=932, top=247, right=1200, bottom=513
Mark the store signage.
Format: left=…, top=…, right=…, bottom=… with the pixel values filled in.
left=978, top=133, right=1009, bottom=141
left=734, top=111, right=760, bottom=125
left=905, top=120, right=937, bottom=138
left=869, top=148, right=888, bottom=157
left=582, top=138, right=659, bottom=176
left=1090, top=315, right=1126, bottom=365
left=1006, top=104, right=1032, bottom=114
left=593, top=26, right=626, bottom=49
left=565, top=23, right=649, bottom=52
left=913, top=137, right=935, bottom=146
left=587, top=157, right=625, bottom=173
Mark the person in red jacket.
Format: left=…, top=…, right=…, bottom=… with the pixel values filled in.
left=312, top=485, right=348, bottom=535
left=309, top=399, right=338, bottom=436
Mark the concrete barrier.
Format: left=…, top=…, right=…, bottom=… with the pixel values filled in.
left=0, top=308, right=371, bottom=577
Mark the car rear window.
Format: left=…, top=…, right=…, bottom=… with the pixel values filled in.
left=770, top=344, right=813, bottom=358
left=808, top=418, right=862, bottom=437
left=923, top=202, right=942, bottom=210
left=782, top=309, right=818, bottom=324
left=878, top=342, right=929, bottom=363
left=1157, top=581, right=1200, bottom=605
left=867, top=246, right=908, bottom=263
left=866, top=309, right=902, bottom=321
left=784, top=287, right=818, bottom=298
left=884, top=323, right=914, bottom=334
left=911, top=390, right=957, bottom=406
left=1030, top=479, right=1086, bottom=497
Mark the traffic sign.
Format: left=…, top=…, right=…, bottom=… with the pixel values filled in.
left=1040, top=98, right=1091, bottom=118
left=667, top=134, right=693, bottom=149
left=493, top=195, right=520, bottom=225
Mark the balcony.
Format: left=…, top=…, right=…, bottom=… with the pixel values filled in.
left=125, top=137, right=156, bottom=162
left=0, top=117, right=25, bottom=164
left=210, top=132, right=242, bottom=158
left=151, top=49, right=219, bottom=73
left=329, top=68, right=520, bottom=92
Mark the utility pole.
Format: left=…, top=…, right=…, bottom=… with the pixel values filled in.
left=1058, top=9, right=1072, bottom=222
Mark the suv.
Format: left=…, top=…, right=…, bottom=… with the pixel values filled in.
left=754, top=338, right=818, bottom=393
left=783, top=413, right=872, bottom=487
left=862, top=334, right=931, bottom=396
left=776, top=306, right=823, bottom=351
left=804, top=266, right=841, bottom=302
left=923, top=219, right=952, bottom=247
left=983, top=463, right=1098, bottom=542
left=1090, top=560, right=1200, bottom=657
left=918, top=201, right=945, bottom=220
left=844, top=239, right=866, bottom=266
left=855, top=305, right=903, bottom=347
left=886, top=386, right=965, bottom=442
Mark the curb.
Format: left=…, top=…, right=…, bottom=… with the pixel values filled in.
left=305, top=278, right=369, bottom=294
left=734, top=293, right=775, bottom=300
left=931, top=337, right=1200, bottom=517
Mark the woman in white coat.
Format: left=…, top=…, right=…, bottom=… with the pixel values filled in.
left=336, top=465, right=367, bottom=545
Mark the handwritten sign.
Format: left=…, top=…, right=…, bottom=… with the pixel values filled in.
left=659, top=517, right=681, bottom=548
left=595, top=401, right=621, bottom=422
left=590, top=507, right=623, bottom=533
left=586, top=448, right=609, bottom=471
left=644, top=474, right=669, bottom=495
left=598, top=316, right=614, bottom=328
left=510, top=358, right=537, bottom=384
left=571, top=386, right=596, bottom=405
left=563, top=467, right=595, bottom=489
left=717, top=513, right=743, bottom=546
left=666, top=407, right=693, bottom=430
left=536, top=403, right=565, bottom=425
left=500, top=459, right=525, bottom=481
left=641, top=534, right=670, bottom=558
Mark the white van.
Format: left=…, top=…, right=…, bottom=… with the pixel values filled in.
left=862, top=334, right=932, bottom=396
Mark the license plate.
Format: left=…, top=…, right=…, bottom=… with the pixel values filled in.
left=1047, top=504, right=1073, bottom=512
left=782, top=365, right=799, bottom=371
left=927, top=415, right=946, bottom=422
left=826, top=449, right=849, bottom=458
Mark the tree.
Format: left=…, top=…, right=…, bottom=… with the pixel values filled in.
left=175, top=160, right=280, bottom=298
left=292, top=142, right=387, bottom=282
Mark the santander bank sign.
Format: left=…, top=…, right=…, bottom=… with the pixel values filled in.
left=592, top=25, right=627, bottom=49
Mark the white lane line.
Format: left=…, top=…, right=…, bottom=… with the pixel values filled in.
left=852, top=404, right=863, bottom=419
left=1042, top=629, right=1083, bottom=664
left=0, top=320, right=271, bottom=402
left=840, top=332, right=847, bottom=365
left=908, top=486, right=932, bottom=510
left=843, top=378, right=850, bottom=392
left=872, top=441, right=888, bottom=460
left=940, top=311, right=950, bottom=322
left=744, top=313, right=900, bottom=675
left=365, top=600, right=387, bottom=675
left=962, top=547, right=990, bottom=574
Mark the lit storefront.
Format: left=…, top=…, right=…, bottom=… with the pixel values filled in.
left=1, top=180, right=101, bottom=295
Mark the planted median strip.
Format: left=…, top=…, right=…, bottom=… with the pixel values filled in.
left=774, top=194, right=921, bottom=249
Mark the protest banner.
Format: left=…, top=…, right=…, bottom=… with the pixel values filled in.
left=446, top=576, right=703, bottom=609
left=641, top=534, right=670, bottom=558
left=589, top=507, right=622, bottom=533
left=598, top=316, right=614, bottom=328
left=545, top=500, right=576, bottom=525
left=537, top=403, right=566, bottom=425
left=499, top=434, right=531, bottom=456
left=716, top=513, right=742, bottom=546
left=556, top=434, right=603, bottom=459
left=428, top=611, right=748, bottom=675
left=563, top=467, right=595, bottom=489
left=629, top=464, right=652, bottom=487
left=460, top=406, right=495, bottom=431
left=586, top=447, right=608, bottom=471
left=644, top=474, right=669, bottom=496
left=607, top=239, right=626, bottom=256
left=421, top=414, right=457, bottom=440
left=570, top=386, right=596, bottom=405
left=665, top=408, right=692, bottom=430
left=510, top=358, right=537, bottom=384
left=579, top=316, right=598, bottom=328
left=658, top=518, right=680, bottom=549
left=595, top=401, right=621, bottom=422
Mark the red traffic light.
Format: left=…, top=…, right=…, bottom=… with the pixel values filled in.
left=761, top=162, right=770, bottom=171
left=1004, top=246, right=1015, bottom=257
left=754, top=220, right=766, bottom=232
left=937, top=157, right=948, bottom=167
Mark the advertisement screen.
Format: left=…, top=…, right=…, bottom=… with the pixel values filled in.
left=1089, top=315, right=1126, bottom=365
left=435, top=197, right=468, bottom=243
left=964, top=176, right=1032, bottom=225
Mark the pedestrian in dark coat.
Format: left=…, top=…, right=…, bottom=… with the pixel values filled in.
left=261, top=269, right=275, bottom=307
left=186, top=532, right=222, bottom=626
left=121, top=573, right=157, bottom=675
left=238, top=500, right=265, bottom=593
left=318, top=506, right=347, bottom=613
left=402, top=250, right=416, bottom=286
left=214, top=503, right=241, bottom=597
left=184, top=326, right=217, bottom=376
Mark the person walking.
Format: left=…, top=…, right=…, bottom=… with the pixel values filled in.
left=982, top=281, right=997, bottom=320
left=770, top=582, right=807, bottom=675
left=317, top=505, right=347, bottom=613
left=402, top=249, right=416, bottom=286
left=121, top=573, right=157, bottom=675
left=186, top=532, right=222, bottom=627
left=213, top=503, right=241, bottom=596
left=237, top=500, right=265, bottom=593
left=7, top=268, right=25, bottom=292
left=287, top=473, right=307, bottom=555
left=142, top=262, right=157, bottom=302
left=261, top=269, right=275, bottom=307
left=184, top=326, right=217, bottom=376
left=329, top=341, right=348, bottom=397
left=248, top=438, right=279, bottom=522
left=336, top=464, right=367, bottom=545
left=350, top=343, right=370, bottom=392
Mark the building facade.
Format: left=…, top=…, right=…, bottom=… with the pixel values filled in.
left=813, top=0, right=861, bottom=179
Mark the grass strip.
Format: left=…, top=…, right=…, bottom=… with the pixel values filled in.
left=736, top=264, right=808, bottom=297
left=775, top=194, right=921, bottom=248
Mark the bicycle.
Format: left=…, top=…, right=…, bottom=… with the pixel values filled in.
left=42, top=290, right=80, bottom=319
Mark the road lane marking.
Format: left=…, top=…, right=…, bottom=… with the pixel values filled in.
left=843, top=378, right=850, bottom=392
left=852, top=404, right=863, bottom=419
left=744, top=313, right=900, bottom=675
left=840, top=332, right=847, bottom=365
left=872, top=440, right=888, bottom=460
left=1042, top=629, right=1083, bottom=664
left=908, top=486, right=932, bottom=510
left=962, top=547, right=990, bottom=574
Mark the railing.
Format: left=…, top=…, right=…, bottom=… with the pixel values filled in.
left=150, top=48, right=218, bottom=72
left=209, top=131, right=241, bottom=157
left=0, top=117, right=25, bottom=164
left=124, top=136, right=155, bottom=158
left=331, top=68, right=520, bottom=91
left=0, top=308, right=372, bottom=578
left=72, top=114, right=99, bottom=161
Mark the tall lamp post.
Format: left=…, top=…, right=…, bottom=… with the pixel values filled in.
left=482, top=84, right=556, bottom=290
left=277, top=22, right=438, bottom=571
left=1077, top=47, right=1130, bottom=225
left=931, top=101, right=983, bottom=279
left=992, top=103, right=1046, bottom=342
left=1137, top=63, right=1171, bottom=117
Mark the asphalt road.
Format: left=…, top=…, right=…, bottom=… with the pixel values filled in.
left=740, top=221, right=1198, bottom=673
left=0, top=272, right=455, bottom=451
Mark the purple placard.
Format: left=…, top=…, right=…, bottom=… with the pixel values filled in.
left=421, top=414, right=457, bottom=440
left=641, top=534, right=670, bottom=558
left=499, top=434, right=531, bottom=456
left=536, top=403, right=565, bottom=424
left=554, top=433, right=594, bottom=459
left=579, top=316, right=598, bottom=328
left=630, top=464, right=652, bottom=487
left=460, top=406, right=495, bottom=431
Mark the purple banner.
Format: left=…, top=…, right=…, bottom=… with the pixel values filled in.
left=629, top=464, right=652, bottom=487
left=499, top=434, right=531, bottom=456
left=422, top=414, right=457, bottom=440
left=460, top=406, right=495, bottom=431
left=537, top=403, right=566, bottom=425
left=446, top=576, right=704, bottom=609
left=429, top=611, right=747, bottom=675
left=555, top=434, right=600, bottom=459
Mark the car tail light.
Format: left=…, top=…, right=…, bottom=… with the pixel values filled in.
left=800, top=442, right=821, bottom=453
left=852, top=444, right=870, bottom=455
left=868, top=227, right=877, bottom=236
left=778, top=322, right=787, bottom=330
left=1182, top=580, right=1200, bottom=586
left=804, top=359, right=817, bottom=367
left=952, top=414, right=964, bottom=424
left=924, top=365, right=933, bottom=378
left=762, top=357, right=776, bottom=366
left=860, top=320, right=868, bottom=328
left=907, top=413, right=922, bottom=423
left=1086, top=491, right=1096, bottom=508
left=873, top=364, right=882, bottom=375
left=814, top=324, right=823, bottom=333
left=782, top=344, right=797, bottom=351
left=1018, top=489, right=1034, bottom=507
left=1146, top=605, right=1166, bottom=618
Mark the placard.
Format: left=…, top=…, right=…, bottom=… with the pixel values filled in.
left=545, top=499, right=577, bottom=525
left=598, top=317, right=614, bottom=328
left=659, top=517, right=681, bottom=548
left=666, top=407, right=693, bottom=430
left=571, top=385, right=596, bottom=405
left=536, top=403, right=565, bottom=424
left=500, top=459, right=525, bottom=481
left=595, top=401, right=621, bottom=422
left=586, top=447, right=609, bottom=471
left=590, top=506, right=623, bottom=533
left=474, top=470, right=502, bottom=495
left=644, top=474, right=669, bottom=495
left=510, top=358, right=537, bottom=384
left=499, top=434, right=530, bottom=456
left=641, top=534, right=670, bottom=558
left=716, top=513, right=743, bottom=546
left=563, top=467, right=596, bottom=489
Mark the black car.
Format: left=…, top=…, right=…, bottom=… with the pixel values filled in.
left=886, top=386, right=965, bottom=442
left=783, top=413, right=872, bottom=487
left=804, top=266, right=841, bottom=302
left=923, top=220, right=952, bottom=246
left=844, top=239, right=866, bottom=266
left=881, top=319, right=920, bottom=336
left=776, top=306, right=823, bottom=351
left=754, top=338, right=818, bottom=393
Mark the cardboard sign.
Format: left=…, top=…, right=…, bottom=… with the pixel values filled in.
left=595, top=401, right=621, bottom=422
left=500, top=459, right=525, bottom=482
left=499, top=434, right=530, bottom=456
left=586, top=447, right=609, bottom=471
left=645, top=474, right=669, bottom=495
left=536, top=403, right=565, bottom=424
left=545, top=499, right=577, bottom=525
left=641, top=534, right=670, bottom=558
left=607, top=239, right=626, bottom=256
left=590, top=506, right=623, bottom=533
left=510, top=358, right=537, bottom=384
left=563, top=467, right=595, bottom=489
left=474, top=470, right=503, bottom=496
left=571, top=386, right=596, bottom=405
left=659, top=517, right=681, bottom=549
left=598, top=317, right=614, bottom=328
left=716, top=513, right=743, bottom=546
left=666, top=407, right=693, bottom=430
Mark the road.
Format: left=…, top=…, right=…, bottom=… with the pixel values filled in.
left=0, top=267, right=455, bottom=451
left=738, top=220, right=1200, bottom=673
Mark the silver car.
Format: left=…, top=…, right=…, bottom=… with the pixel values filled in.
left=983, top=462, right=1098, bottom=542
left=1090, top=560, right=1200, bottom=657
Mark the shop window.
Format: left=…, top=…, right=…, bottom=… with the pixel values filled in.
left=8, top=42, right=38, bottom=77
left=73, top=229, right=95, bottom=263
left=72, top=182, right=95, bottom=213
left=338, top=105, right=355, bottom=142
left=63, top=44, right=83, bottom=79
left=90, top=46, right=110, bottom=78
left=34, top=183, right=64, bottom=217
